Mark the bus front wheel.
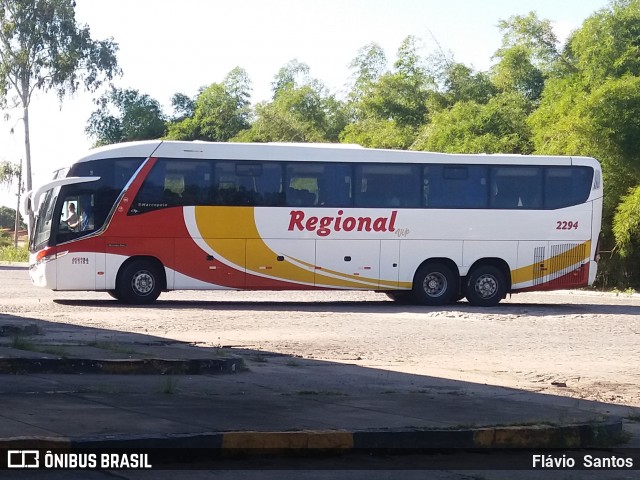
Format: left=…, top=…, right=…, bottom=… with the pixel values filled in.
left=117, top=260, right=163, bottom=304
left=465, top=265, right=506, bottom=307
left=412, top=262, right=457, bottom=306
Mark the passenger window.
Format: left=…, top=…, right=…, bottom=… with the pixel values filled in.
left=490, top=167, right=542, bottom=209
left=132, top=159, right=214, bottom=213
left=544, top=167, right=593, bottom=209
left=425, top=165, right=488, bottom=208
left=317, top=164, right=352, bottom=207
left=214, top=161, right=283, bottom=206
left=354, top=164, right=420, bottom=208
left=286, top=164, right=319, bottom=207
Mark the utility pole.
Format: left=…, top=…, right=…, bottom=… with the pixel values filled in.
left=13, top=161, right=22, bottom=249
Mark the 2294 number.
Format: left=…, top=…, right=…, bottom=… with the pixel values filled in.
left=556, top=221, right=579, bottom=230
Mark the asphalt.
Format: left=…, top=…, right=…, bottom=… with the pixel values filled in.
left=0, top=309, right=636, bottom=466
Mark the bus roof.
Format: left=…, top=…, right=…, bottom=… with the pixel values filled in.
left=75, top=140, right=600, bottom=169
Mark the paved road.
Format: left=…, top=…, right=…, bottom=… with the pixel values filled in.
left=2, top=265, right=640, bottom=478
left=3, top=265, right=639, bottom=409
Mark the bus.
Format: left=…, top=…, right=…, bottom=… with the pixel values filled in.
left=26, top=141, right=603, bottom=307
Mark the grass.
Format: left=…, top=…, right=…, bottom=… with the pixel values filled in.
left=0, top=244, right=28, bottom=262
left=86, top=340, right=141, bottom=356
left=160, top=376, right=178, bottom=394
left=611, top=287, right=637, bottom=296
left=297, top=390, right=348, bottom=396
left=10, top=335, right=69, bottom=357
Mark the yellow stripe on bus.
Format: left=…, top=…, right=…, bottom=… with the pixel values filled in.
left=193, top=206, right=393, bottom=289
left=511, top=241, right=591, bottom=286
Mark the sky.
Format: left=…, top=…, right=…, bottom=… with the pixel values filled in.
left=0, top=0, right=612, bottom=209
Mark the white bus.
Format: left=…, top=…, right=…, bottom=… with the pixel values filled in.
left=27, top=141, right=603, bottom=306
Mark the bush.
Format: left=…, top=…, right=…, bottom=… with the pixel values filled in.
left=0, top=244, right=28, bottom=263
left=0, top=230, right=28, bottom=262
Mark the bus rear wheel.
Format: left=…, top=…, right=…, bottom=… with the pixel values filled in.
left=107, top=290, right=120, bottom=300
left=465, top=265, right=506, bottom=307
left=412, top=262, right=457, bottom=306
left=117, top=260, right=163, bottom=304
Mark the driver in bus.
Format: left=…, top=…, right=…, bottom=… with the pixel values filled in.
left=63, top=203, right=80, bottom=231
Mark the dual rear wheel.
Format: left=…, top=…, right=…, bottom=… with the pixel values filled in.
left=411, top=262, right=507, bottom=307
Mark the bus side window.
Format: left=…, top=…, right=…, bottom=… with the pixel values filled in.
left=491, top=167, right=542, bottom=209
left=286, top=164, right=320, bottom=207
left=317, top=163, right=352, bottom=207
left=355, top=164, right=420, bottom=208
left=426, top=166, right=488, bottom=208
left=545, top=166, right=593, bottom=209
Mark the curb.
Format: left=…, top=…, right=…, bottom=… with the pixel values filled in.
left=0, top=418, right=624, bottom=460
left=0, top=357, right=245, bottom=375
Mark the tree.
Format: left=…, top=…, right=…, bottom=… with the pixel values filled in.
left=342, top=36, right=434, bottom=149
left=431, top=62, right=497, bottom=109
left=0, top=160, right=23, bottom=246
left=412, top=92, right=534, bottom=154
left=492, top=44, right=546, bottom=101
left=0, top=205, right=24, bottom=229
left=491, top=12, right=571, bottom=101
left=0, top=160, right=18, bottom=185
left=236, top=61, right=346, bottom=143
left=85, top=87, right=167, bottom=146
left=569, top=0, right=640, bottom=84
left=613, top=185, right=640, bottom=257
left=0, top=0, right=120, bottom=198
left=347, top=42, right=387, bottom=103
left=528, top=0, right=640, bottom=288
left=170, top=92, right=196, bottom=122
left=495, top=11, right=574, bottom=74
left=166, top=67, right=252, bottom=142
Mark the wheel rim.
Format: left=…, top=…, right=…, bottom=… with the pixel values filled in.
left=474, top=274, right=498, bottom=299
left=131, top=270, right=155, bottom=296
left=422, top=272, right=447, bottom=298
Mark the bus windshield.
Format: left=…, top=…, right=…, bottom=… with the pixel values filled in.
left=31, top=186, right=60, bottom=250
left=30, top=157, right=144, bottom=251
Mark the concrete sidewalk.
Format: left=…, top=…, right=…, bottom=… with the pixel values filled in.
left=0, top=316, right=632, bottom=462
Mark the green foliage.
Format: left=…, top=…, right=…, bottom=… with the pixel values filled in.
left=343, top=36, right=434, bottom=148
left=0, top=0, right=120, bottom=191
left=170, top=93, right=196, bottom=122
left=0, top=161, right=20, bottom=185
left=347, top=42, right=387, bottom=101
left=340, top=118, right=415, bottom=149
left=495, top=11, right=569, bottom=72
left=569, top=0, right=640, bottom=84
left=235, top=62, right=346, bottom=143
left=413, top=92, right=534, bottom=154
left=436, top=63, right=497, bottom=107
left=167, top=67, right=251, bottom=142
left=0, top=206, right=25, bottom=229
left=86, top=87, right=167, bottom=146
left=613, top=185, right=640, bottom=257
left=0, top=0, right=120, bottom=100
left=528, top=77, right=590, bottom=155
left=0, top=242, right=28, bottom=262
left=492, top=44, right=546, bottom=100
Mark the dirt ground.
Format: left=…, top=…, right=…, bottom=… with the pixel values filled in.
left=2, top=265, right=639, bottom=408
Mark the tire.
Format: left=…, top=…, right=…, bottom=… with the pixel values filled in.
left=107, top=290, right=120, bottom=300
left=116, top=260, right=163, bottom=305
left=412, top=262, right=457, bottom=306
left=450, top=294, right=465, bottom=304
left=465, top=265, right=507, bottom=307
left=385, top=291, right=413, bottom=304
